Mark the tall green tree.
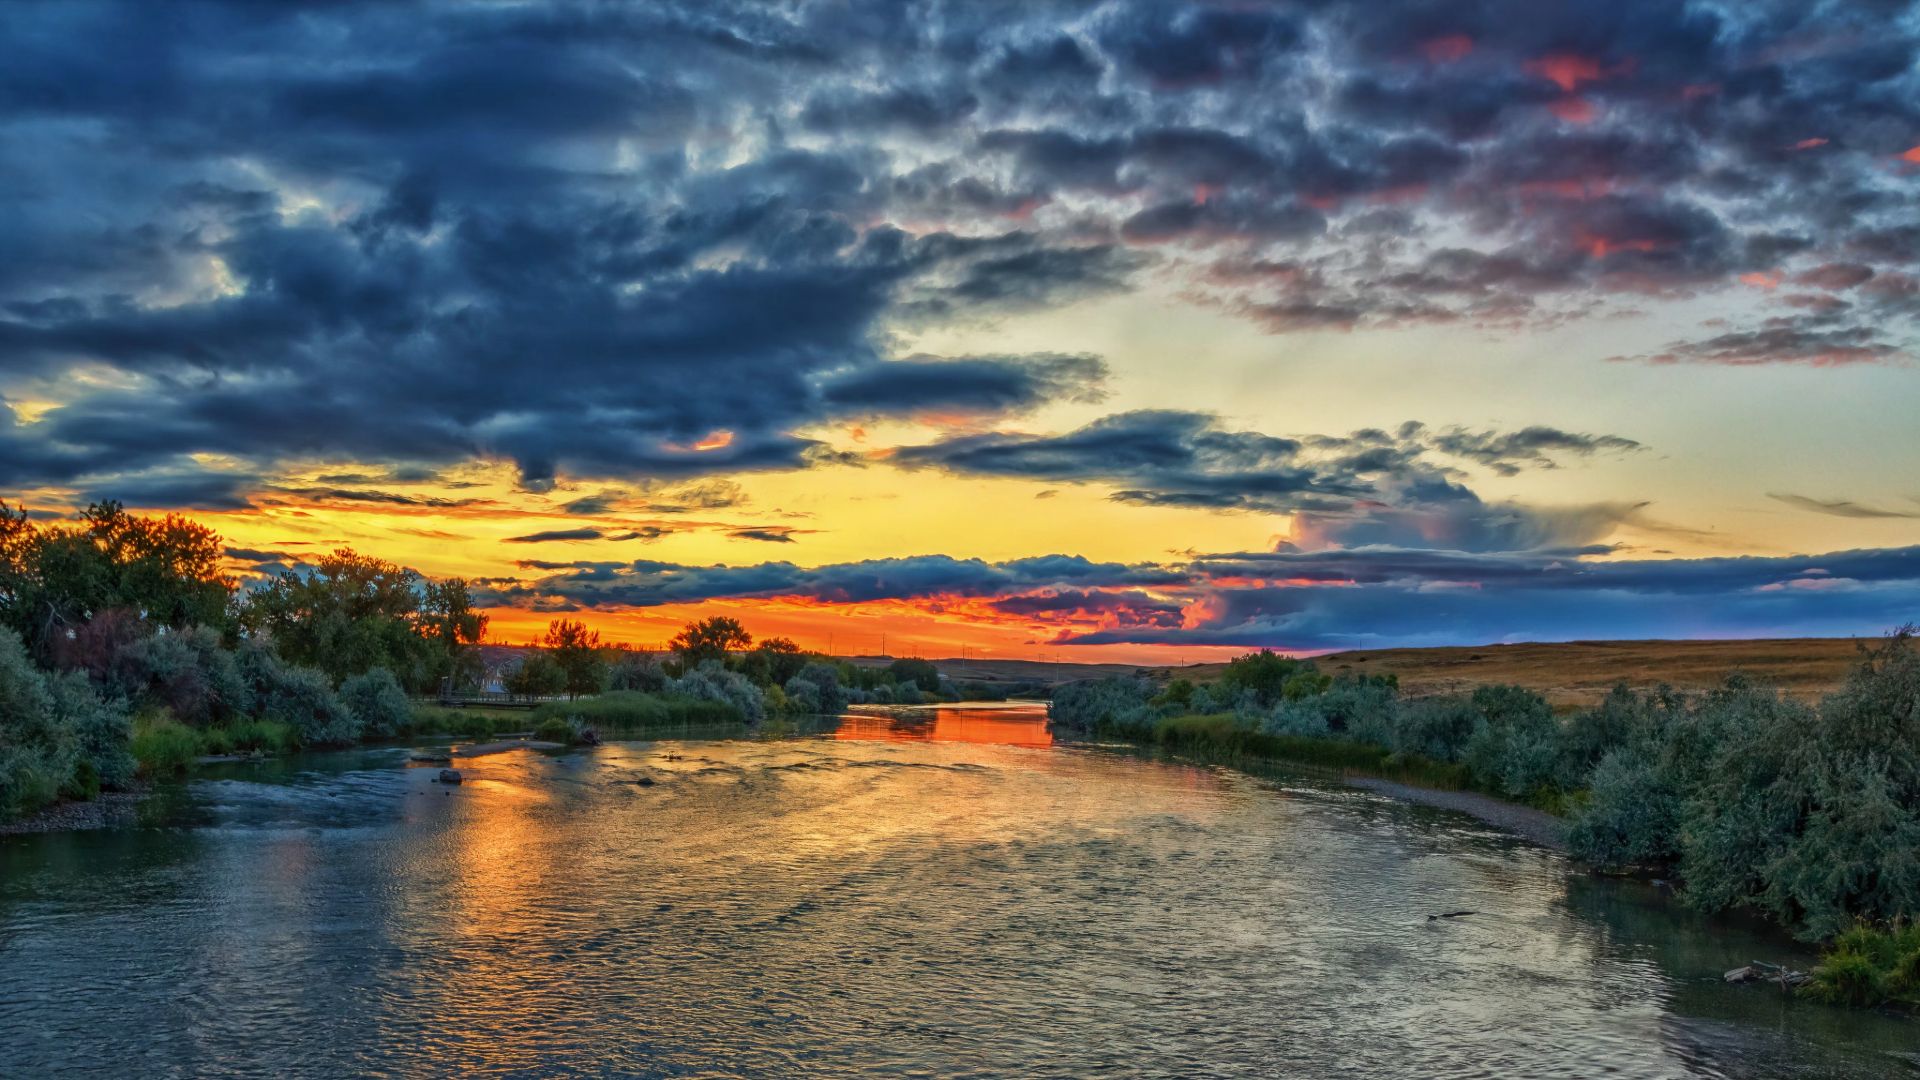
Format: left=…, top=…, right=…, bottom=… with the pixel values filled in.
left=0, top=501, right=234, bottom=658
left=670, top=616, right=751, bottom=669
left=242, top=549, right=433, bottom=687
left=543, top=618, right=606, bottom=699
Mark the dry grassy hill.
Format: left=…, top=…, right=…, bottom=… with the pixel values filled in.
left=1151, top=638, right=1875, bottom=708
left=879, top=638, right=1878, bottom=708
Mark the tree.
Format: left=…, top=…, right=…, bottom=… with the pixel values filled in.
left=543, top=619, right=606, bottom=699
left=0, top=500, right=235, bottom=658
left=242, top=548, right=434, bottom=687
left=417, top=577, right=489, bottom=689
left=887, top=657, right=941, bottom=693
left=670, top=616, right=751, bottom=669
left=754, top=637, right=808, bottom=685
left=506, top=652, right=566, bottom=698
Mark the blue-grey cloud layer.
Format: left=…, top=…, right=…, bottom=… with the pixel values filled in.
left=2, top=0, right=1916, bottom=502
left=489, top=543, right=1920, bottom=649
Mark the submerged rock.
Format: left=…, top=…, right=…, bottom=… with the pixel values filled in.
left=437, top=769, right=463, bottom=785
left=410, top=753, right=453, bottom=764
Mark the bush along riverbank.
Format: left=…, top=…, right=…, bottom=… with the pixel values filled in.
left=1049, top=632, right=1920, bottom=1013
left=0, top=500, right=1022, bottom=828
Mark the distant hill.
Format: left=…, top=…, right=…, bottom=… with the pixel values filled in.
left=877, top=638, right=1876, bottom=708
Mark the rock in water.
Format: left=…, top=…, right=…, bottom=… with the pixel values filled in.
left=438, top=769, right=463, bottom=785
left=1723, top=966, right=1756, bottom=983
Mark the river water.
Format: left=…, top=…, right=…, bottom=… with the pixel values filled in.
left=0, top=703, right=1912, bottom=1078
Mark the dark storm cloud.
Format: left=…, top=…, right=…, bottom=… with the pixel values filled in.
left=1054, top=544, right=1920, bottom=650
left=502, top=552, right=1186, bottom=610
left=1, top=0, right=1915, bottom=507
left=1770, top=494, right=1920, bottom=520
left=1614, top=317, right=1904, bottom=366
left=503, top=528, right=606, bottom=544
left=729, top=528, right=799, bottom=544
left=891, top=411, right=1645, bottom=544
left=485, top=539, right=1920, bottom=650
left=817, top=353, right=1107, bottom=414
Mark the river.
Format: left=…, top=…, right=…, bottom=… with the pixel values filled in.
left=0, top=702, right=1911, bottom=1077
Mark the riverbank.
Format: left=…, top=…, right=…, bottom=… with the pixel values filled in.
left=0, top=787, right=150, bottom=836
left=1345, top=776, right=1568, bottom=851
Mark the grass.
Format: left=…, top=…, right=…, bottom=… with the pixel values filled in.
left=130, top=713, right=201, bottom=775
left=131, top=712, right=300, bottom=774
left=408, top=704, right=520, bottom=740
left=1804, top=922, right=1920, bottom=1009
left=531, top=691, right=743, bottom=731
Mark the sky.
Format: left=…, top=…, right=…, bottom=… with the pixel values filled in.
left=3, top=0, right=1919, bottom=663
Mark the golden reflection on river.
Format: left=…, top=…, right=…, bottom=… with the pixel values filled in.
left=831, top=701, right=1054, bottom=747
left=1, top=705, right=1913, bottom=1078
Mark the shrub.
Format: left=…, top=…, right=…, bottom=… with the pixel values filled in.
left=1049, top=677, right=1157, bottom=735
left=532, top=690, right=744, bottom=730
left=47, top=668, right=135, bottom=790
left=121, top=626, right=249, bottom=728
left=1805, top=922, right=1920, bottom=1008
left=0, top=627, right=72, bottom=818
left=887, top=657, right=941, bottom=693
left=670, top=663, right=765, bottom=723
left=533, top=715, right=576, bottom=744
left=130, top=712, right=200, bottom=776
left=781, top=661, right=848, bottom=716
left=1567, top=749, right=1684, bottom=870
left=1391, top=696, right=1479, bottom=762
left=259, top=663, right=361, bottom=747
left=606, top=652, right=669, bottom=693
left=1460, top=685, right=1561, bottom=799
left=339, top=667, right=411, bottom=739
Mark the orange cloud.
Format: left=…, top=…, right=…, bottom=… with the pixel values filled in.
left=1792, top=137, right=1829, bottom=151
left=1739, top=270, right=1783, bottom=290
left=1525, top=52, right=1607, bottom=92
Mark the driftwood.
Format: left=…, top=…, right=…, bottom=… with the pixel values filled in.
left=1427, top=911, right=1477, bottom=921
left=1724, top=960, right=1809, bottom=989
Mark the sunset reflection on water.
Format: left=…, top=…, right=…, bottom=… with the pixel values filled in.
left=831, top=701, right=1054, bottom=747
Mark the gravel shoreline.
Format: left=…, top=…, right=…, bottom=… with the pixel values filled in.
left=0, top=787, right=152, bottom=837
left=1345, top=776, right=1568, bottom=851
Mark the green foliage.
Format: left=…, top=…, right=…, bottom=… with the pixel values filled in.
left=339, top=667, right=412, bottom=739
left=1217, top=650, right=1327, bottom=708
left=130, top=712, right=200, bottom=776
left=1389, top=696, right=1479, bottom=762
left=1805, top=923, right=1920, bottom=1008
left=506, top=652, right=566, bottom=697
left=1048, top=676, right=1159, bottom=735
left=669, top=662, right=765, bottom=723
left=751, top=638, right=809, bottom=686
left=533, top=715, right=576, bottom=744
left=886, top=657, right=941, bottom=694
left=242, top=549, right=439, bottom=687
left=1460, top=685, right=1561, bottom=800
left=0, top=501, right=234, bottom=658
left=784, top=660, right=848, bottom=715
left=670, top=616, right=752, bottom=668
left=606, top=650, right=669, bottom=692
left=120, top=626, right=250, bottom=728
left=256, top=662, right=360, bottom=748
left=47, top=668, right=135, bottom=790
left=410, top=704, right=506, bottom=740
left=542, top=618, right=607, bottom=698
left=531, top=690, right=744, bottom=730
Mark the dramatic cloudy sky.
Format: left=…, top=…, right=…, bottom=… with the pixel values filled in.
left=4, top=0, right=1919, bottom=660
